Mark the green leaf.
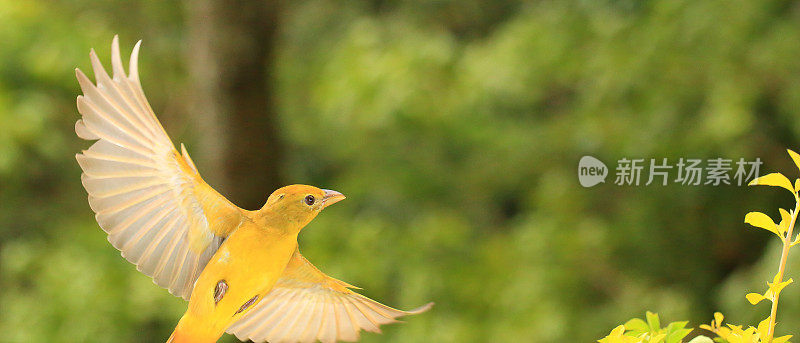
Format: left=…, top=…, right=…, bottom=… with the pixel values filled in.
left=749, top=173, right=795, bottom=194
left=664, top=321, right=692, bottom=343
left=665, top=321, right=688, bottom=331
left=686, top=336, right=714, bottom=343
left=667, top=329, right=692, bottom=343
left=646, top=311, right=660, bottom=332
left=624, top=318, right=649, bottom=334
left=744, top=212, right=780, bottom=237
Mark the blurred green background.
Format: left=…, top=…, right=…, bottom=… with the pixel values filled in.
left=3, top=0, right=800, bottom=342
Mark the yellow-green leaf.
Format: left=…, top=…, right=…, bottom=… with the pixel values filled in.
left=686, top=336, right=714, bottom=343
left=769, top=278, right=794, bottom=297
left=788, top=149, right=800, bottom=175
left=764, top=288, right=775, bottom=301
left=737, top=326, right=758, bottom=341
left=650, top=333, right=666, bottom=343
left=624, top=318, right=648, bottom=333
left=744, top=212, right=780, bottom=237
left=646, top=311, right=660, bottom=332
left=714, top=312, right=724, bottom=325
left=746, top=292, right=765, bottom=305
left=757, top=318, right=770, bottom=340
left=749, top=173, right=795, bottom=194
left=779, top=208, right=792, bottom=235
left=598, top=325, right=632, bottom=343
left=796, top=178, right=800, bottom=193
left=773, top=335, right=793, bottom=343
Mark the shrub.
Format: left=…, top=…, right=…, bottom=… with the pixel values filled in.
left=599, top=149, right=800, bottom=343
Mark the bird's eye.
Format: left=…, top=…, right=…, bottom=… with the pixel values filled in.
left=304, top=195, right=315, bottom=206
left=214, top=280, right=228, bottom=305
left=236, top=295, right=259, bottom=314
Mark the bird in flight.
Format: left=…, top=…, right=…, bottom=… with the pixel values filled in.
left=74, top=36, right=432, bottom=343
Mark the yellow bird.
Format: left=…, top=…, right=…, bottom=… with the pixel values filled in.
left=74, top=36, right=432, bottom=343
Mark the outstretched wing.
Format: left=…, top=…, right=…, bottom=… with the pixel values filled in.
left=75, top=36, right=243, bottom=300
left=226, top=249, right=433, bottom=343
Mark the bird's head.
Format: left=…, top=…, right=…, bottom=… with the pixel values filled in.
left=261, top=184, right=346, bottom=231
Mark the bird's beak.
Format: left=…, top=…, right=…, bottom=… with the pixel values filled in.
left=321, top=189, right=346, bottom=209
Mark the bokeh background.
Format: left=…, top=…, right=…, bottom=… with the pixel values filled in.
left=3, top=0, right=800, bottom=342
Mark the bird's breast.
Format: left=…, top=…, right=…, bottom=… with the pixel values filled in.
left=186, top=225, right=298, bottom=322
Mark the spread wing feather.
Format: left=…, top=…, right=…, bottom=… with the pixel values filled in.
left=75, top=36, right=242, bottom=300
left=226, top=249, right=433, bottom=343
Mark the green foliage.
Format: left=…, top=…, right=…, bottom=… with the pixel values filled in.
left=597, top=311, right=693, bottom=343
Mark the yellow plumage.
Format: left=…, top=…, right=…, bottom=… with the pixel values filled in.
left=75, top=36, right=431, bottom=343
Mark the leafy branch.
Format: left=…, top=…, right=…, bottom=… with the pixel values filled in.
left=600, top=149, right=800, bottom=343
